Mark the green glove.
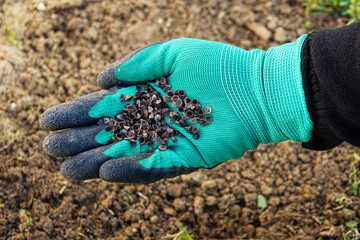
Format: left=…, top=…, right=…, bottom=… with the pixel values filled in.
left=40, top=36, right=313, bottom=183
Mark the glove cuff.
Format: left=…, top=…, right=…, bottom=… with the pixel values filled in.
left=263, top=34, right=314, bottom=142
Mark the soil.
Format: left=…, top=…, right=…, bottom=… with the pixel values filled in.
left=0, top=0, right=358, bottom=239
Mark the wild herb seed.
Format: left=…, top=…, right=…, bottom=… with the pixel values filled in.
left=98, top=77, right=213, bottom=151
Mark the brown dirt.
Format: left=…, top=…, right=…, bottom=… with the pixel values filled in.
left=0, top=0, right=358, bottom=239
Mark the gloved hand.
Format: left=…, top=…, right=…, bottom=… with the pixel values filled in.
left=40, top=37, right=313, bottom=184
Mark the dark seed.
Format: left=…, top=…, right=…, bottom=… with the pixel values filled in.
left=105, top=126, right=115, bottom=132
left=115, top=133, right=123, bottom=140
left=158, top=144, right=167, bottom=151
left=166, top=90, right=174, bottom=97
left=178, top=106, right=185, bottom=112
left=198, top=119, right=205, bottom=126
left=133, top=123, right=141, bottom=130
left=184, top=98, right=191, bottom=105
left=192, top=99, right=198, bottom=105
left=119, top=94, right=126, bottom=101
left=116, top=113, right=123, bottom=120
left=127, top=130, right=135, bottom=139
left=185, top=110, right=194, bottom=118
left=169, top=117, right=176, bottom=124
left=193, top=133, right=200, bottom=140
left=138, top=136, right=146, bottom=145
left=121, top=129, right=127, bottom=137
left=160, top=76, right=167, bottom=85
left=178, top=119, right=186, bottom=127
left=103, top=117, right=110, bottom=124
left=205, top=116, right=213, bottom=124
left=192, top=127, right=199, bottom=134
left=179, top=90, right=186, bottom=97
left=162, top=138, right=169, bottom=145
left=129, top=139, right=137, bottom=146
left=127, top=105, right=135, bottom=110
left=108, top=119, right=116, bottom=126
left=185, top=125, right=192, bottom=133
left=171, top=98, right=182, bottom=108
left=124, top=95, right=133, bottom=101
left=171, top=95, right=179, bottom=101
left=142, top=109, right=148, bottom=117
left=154, top=114, right=161, bottom=122
left=203, top=106, right=212, bottom=114
left=189, top=118, right=197, bottom=124
left=182, top=114, right=189, bottom=120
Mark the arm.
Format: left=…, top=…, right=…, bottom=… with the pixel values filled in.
left=301, top=22, right=360, bottom=150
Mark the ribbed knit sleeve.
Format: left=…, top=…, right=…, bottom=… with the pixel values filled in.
left=301, top=22, right=360, bottom=150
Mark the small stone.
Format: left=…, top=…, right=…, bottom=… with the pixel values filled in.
left=274, top=27, right=288, bottom=43
left=194, top=196, right=204, bottom=216
left=124, top=208, right=143, bottom=222
left=173, top=199, right=186, bottom=212
left=244, top=193, right=257, bottom=208
left=205, top=196, right=218, bottom=206
left=163, top=206, right=176, bottom=216
left=246, top=22, right=272, bottom=41
left=181, top=171, right=207, bottom=184
left=201, top=180, right=217, bottom=190
left=149, top=215, right=158, bottom=223
left=9, top=102, right=16, bottom=111
left=167, top=184, right=182, bottom=197
left=241, top=169, right=256, bottom=180
left=266, top=16, right=278, bottom=30
left=339, top=208, right=355, bottom=221
left=268, top=197, right=280, bottom=207
left=144, top=203, right=157, bottom=219
left=298, top=153, right=311, bottom=163
left=260, top=184, right=273, bottom=196
left=229, top=204, right=241, bottom=217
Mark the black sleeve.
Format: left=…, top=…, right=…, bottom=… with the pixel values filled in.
left=301, top=21, right=360, bottom=150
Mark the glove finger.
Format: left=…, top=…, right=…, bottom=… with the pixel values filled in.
left=97, top=41, right=173, bottom=89
left=39, top=86, right=137, bottom=131
left=39, top=89, right=113, bottom=130
left=60, top=139, right=155, bottom=181
left=99, top=148, right=197, bottom=184
left=42, top=125, right=112, bottom=157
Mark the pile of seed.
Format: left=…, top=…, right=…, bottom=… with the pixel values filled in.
left=98, top=77, right=212, bottom=151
